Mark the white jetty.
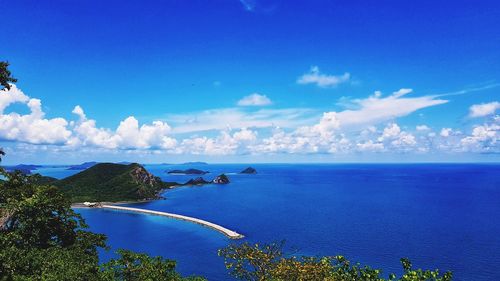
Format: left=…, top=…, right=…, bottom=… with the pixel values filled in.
left=101, top=205, right=244, bottom=239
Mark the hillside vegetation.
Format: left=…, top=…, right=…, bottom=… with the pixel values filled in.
left=54, top=163, right=168, bottom=202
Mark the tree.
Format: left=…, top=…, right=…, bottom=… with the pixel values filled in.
left=219, top=242, right=453, bottom=281
left=101, top=249, right=206, bottom=281
left=0, top=61, right=17, bottom=90
left=0, top=170, right=107, bottom=280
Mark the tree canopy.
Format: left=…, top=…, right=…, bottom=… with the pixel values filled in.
left=0, top=61, right=17, bottom=90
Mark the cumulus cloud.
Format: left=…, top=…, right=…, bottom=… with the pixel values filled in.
left=70, top=106, right=177, bottom=150
left=469, top=101, right=500, bottom=118
left=0, top=85, right=71, bottom=144
left=440, top=128, right=453, bottom=137
left=237, top=93, right=272, bottom=106
left=179, top=128, right=257, bottom=155
left=297, top=66, right=350, bottom=88
left=460, top=116, right=499, bottom=152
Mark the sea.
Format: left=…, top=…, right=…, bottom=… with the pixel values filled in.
left=36, top=163, right=500, bottom=280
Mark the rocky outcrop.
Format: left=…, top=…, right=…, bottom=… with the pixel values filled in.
left=240, top=167, right=257, bottom=174
left=130, top=165, right=161, bottom=187
left=184, top=177, right=211, bottom=185
left=167, top=169, right=209, bottom=175
left=213, top=174, right=230, bottom=184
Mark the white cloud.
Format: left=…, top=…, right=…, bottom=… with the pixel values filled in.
left=297, top=66, right=350, bottom=88
left=305, top=89, right=447, bottom=133
left=440, top=128, right=453, bottom=137
left=166, top=107, right=316, bottom=134
left=469, top=101, right=500, bottom=118
left=460, top=116, right=499, bottom=152
left=0, top=84, right=29, bottom=112
left=416, top=125, right=431, bottom=131
left=237, top=93, right=272, bottom=106
left=0, top=85, right=71, bottom=144
left=179, top=128, right=258, bottom=155
left=357, top=140, right=384, bottom=152
left=70, top=106, right=177, bottom=150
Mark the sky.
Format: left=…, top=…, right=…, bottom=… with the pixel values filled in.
left=1, top=0, right=499, bottom=164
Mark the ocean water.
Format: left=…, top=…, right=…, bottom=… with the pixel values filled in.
left=43, top=164, right=500, bottom=280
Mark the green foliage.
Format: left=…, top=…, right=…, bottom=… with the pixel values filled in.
left=0, top=170, right=107, bottom=280
left=101, top=249, right=206, bottom=281
left=219, top=242, right=453, bottom=281
left=54, top=163, right=164, bottom=202
left=0, top=169, right=201, bottom=280
left=0, top=61, right=17, bottom=90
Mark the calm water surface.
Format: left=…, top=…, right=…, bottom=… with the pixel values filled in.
left=42, top=164, right=500, bottom=280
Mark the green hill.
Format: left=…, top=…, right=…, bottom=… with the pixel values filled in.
left=55, top=163, right=167, bottom=202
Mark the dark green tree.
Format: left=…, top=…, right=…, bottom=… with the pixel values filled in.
left=0, top=61, right=17, bottom=90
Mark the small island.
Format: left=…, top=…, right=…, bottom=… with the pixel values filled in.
left=240, top=167, right=257, bottom=174
left=213, top=174, right=230, bottom=184
left=183, top=174, right=230, bottom=185
left=184, top=177, right=211, bottom=185
left=167, top=168, right=209, bottom=175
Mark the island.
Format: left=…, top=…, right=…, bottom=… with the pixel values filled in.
left=240, top=167, right=257, bottom=174
left=54, top=163, right=172, bottom=202
left=167, top=168, right=209, bottom=175
left=181, top=161, right=208, bottom=165
left=3, top=164, right=43, bottom=174
left=213, top=174, right=230, bottom=184
left=66, top=161, right=99, bottom=170
left=183, top=177, right=211, bottom=185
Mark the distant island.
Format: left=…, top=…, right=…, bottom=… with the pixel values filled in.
left=66, top=161, right=99, bottom=170
left=183, top=174, right=230, bottom=185
left=181, top=162, right=208, bottom=165
left=3, top=164, right=43, bottom=174
left=167, top=168, right=209, bottom=175
left=240, top=167, right=257, bottom=174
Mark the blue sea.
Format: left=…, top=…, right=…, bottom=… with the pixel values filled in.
left=39, top=164, right=500, bottom=280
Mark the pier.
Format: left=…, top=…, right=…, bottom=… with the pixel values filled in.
left=101, top=205, right=244, bottom=239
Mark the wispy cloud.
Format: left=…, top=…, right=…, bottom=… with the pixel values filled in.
left=436, top=83, right=500, bottom=97
left=165, top=107, right=317, bottom=134
left=237, top=93, right=272, bottom=106
left=327, top=88, right=448, bottom=130
left=239, top=0, right=256, bottom=11
left=297, top=66, right=350, bottom=88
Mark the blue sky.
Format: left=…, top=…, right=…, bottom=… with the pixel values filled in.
left=1, top=0, right=499, bottom=164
